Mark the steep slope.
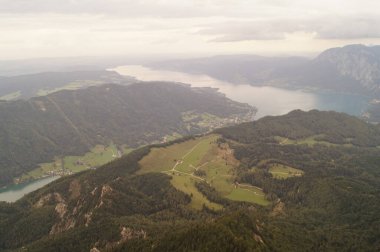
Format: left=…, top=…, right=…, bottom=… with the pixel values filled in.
left=0, top=70, right=133, bottom=100
left=148, top=44, right=380, bottom=96
left=0, top=82, right=255, bottom=187
left=1, top=110, right=379, bottom=251
left=303, top=44, right=380, bottom=94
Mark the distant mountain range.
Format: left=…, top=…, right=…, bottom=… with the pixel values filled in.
left=1, top=110, right=379, bottom=251
left=0, top=82, right=254, bottom=187
left=148, top=44, right=380, bottom=96
left=0, top=70, right=134, bottom=100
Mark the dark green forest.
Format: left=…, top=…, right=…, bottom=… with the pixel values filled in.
left=0, top=110, right=379, bottom=251
left=0, top=82, right=253, bottom=186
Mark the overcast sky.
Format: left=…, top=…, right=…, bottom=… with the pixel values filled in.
left=1, top=0, right=380, bottom=60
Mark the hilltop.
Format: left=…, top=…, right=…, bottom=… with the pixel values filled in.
left=0, top=110, right=379, bottom=251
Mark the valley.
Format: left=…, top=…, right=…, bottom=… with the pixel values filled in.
left=0, top=83, right=255, bottom=200
left=112, top=65, right=371, bottom=119
left=17, top=144, right=131, bottom=182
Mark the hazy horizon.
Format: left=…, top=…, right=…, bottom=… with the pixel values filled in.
left=1, top=0, right=380, bottom=60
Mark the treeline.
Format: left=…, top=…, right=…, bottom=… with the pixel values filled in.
left=0, top=82, right=253, bottom=186
left=214, top=111, right=380, bottom=251
left=216, top=110, right=380, bottom=147
left=1, top=110, right=380, bottom=251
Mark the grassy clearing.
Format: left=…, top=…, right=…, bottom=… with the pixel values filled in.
left=226, top=187, right=268, bottom=205
left=275, top=135, right=353, bottom=147
left=138, top=134, right=269, bottom=209
left=171, top=174, right=222, bottom=210
left=0, top=91, right=21, bottom=101
left=269, top=164, right=304, bottom=179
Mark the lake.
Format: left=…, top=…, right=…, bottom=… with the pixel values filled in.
left=0, top=65, right=370, bottom=202
left=112, top=65, right=370, bottom=119
left=0, top=176, right=59, bottom=203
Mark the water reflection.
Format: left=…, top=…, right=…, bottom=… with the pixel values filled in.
left=112, top=65, right=332, bottom=119
left=0, top=176, right=59, bottom=202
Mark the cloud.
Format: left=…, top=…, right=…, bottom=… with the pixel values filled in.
left=0, top=0, right=380, bottom=59
left=315, top=17, right=380, bottom=39
left=0, top=0, right=250, bottom=18
left=198, top=16, right=380, bottom=42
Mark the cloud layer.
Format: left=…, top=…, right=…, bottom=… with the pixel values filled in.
left=0, top=0, right=379, bottom=59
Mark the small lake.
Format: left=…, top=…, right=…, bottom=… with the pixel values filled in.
left=112, top=65, right=370, bottom=119
left=0, top=176, right=59, bottom=203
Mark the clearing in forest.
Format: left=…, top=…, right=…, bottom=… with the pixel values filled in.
left=138, top=134, right=269, bottom=210
left=268, top=163, right=304, bottom=179
left=275, top=135, right=354, bottom=147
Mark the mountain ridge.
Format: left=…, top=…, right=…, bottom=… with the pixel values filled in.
left=147, top=44, right=380, bottom=96
left=0, top=110, right=379, bottom=251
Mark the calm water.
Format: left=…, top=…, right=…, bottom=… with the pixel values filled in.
left=0, top=65, right=370, bottom=202
left=0, top=176, right=59, bottom=202
left=112, top=65, right=370, bottom=119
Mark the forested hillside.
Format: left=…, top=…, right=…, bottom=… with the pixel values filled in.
left=0, top=70, right=133, bottom=100
left=0, top=82, right=254, bottom=187
left=0, top=110, right=379, bottom=251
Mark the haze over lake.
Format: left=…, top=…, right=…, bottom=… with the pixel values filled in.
left=0, top=64, right=371, bottom=203
left=112, top=65, right=370, bottom=119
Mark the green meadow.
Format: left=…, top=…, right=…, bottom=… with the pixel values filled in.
left=138, top=134, right=269, bottom=210
left=268, top=163, right=304, bottom=179
left=19, top=144, right=133, bottom=182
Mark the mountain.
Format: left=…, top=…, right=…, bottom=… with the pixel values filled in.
left=147, top=44, right=380, bottom=96
left=0, top=70, right=134, bottom=100
left=1, top=110, right=379, bottom=251
left=148, top=55, right=307, bottom=86
left=0, top=82, right=255, bottom=187
left=303, top=44, right=380, bottom=94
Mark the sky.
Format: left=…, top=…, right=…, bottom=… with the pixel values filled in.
left=1, top=0, right=380, bottom=60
